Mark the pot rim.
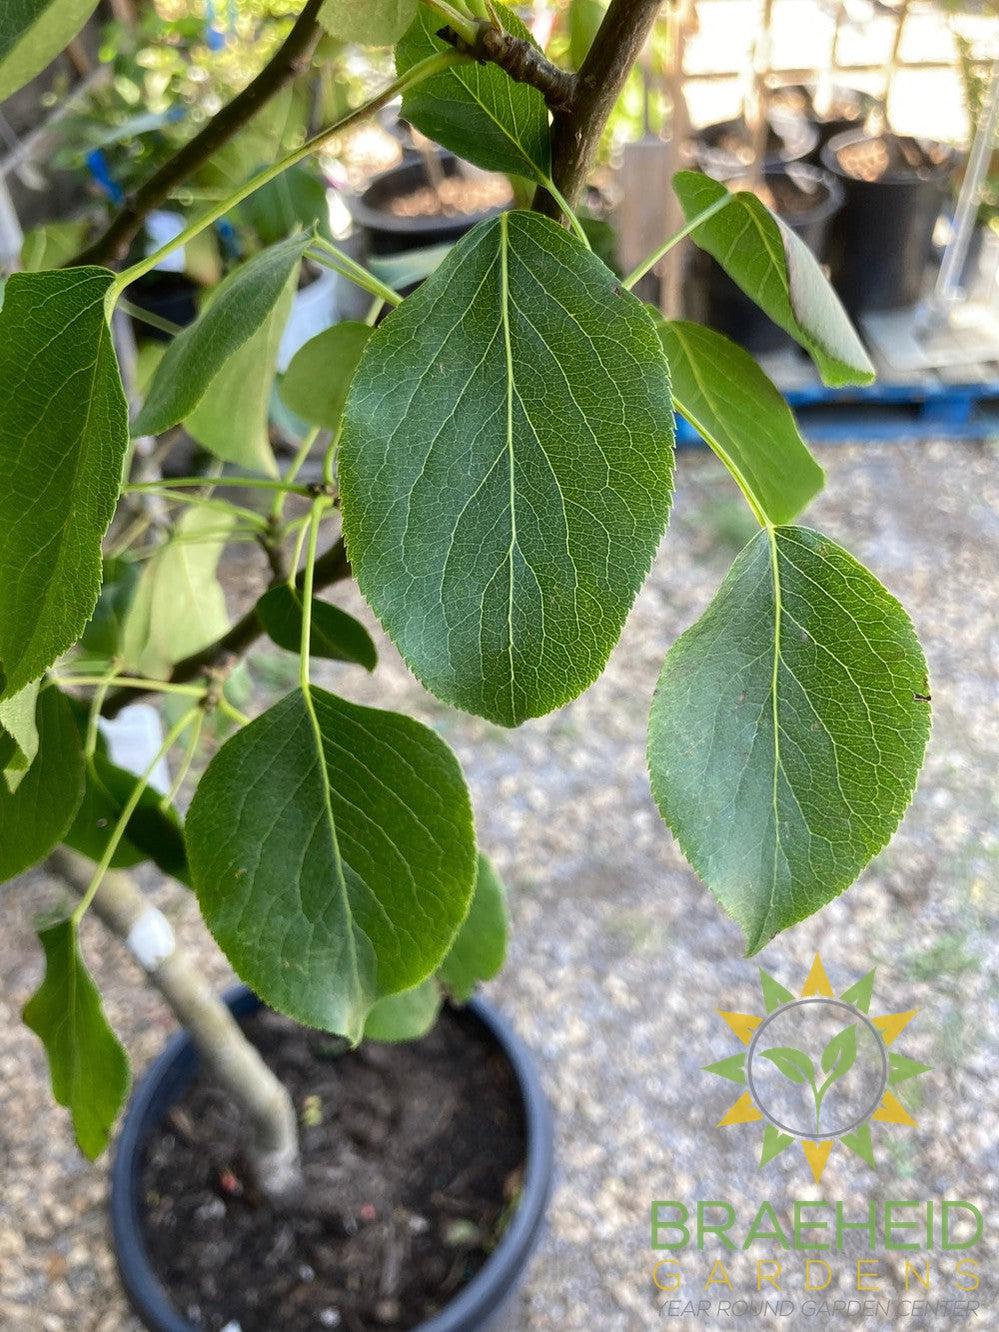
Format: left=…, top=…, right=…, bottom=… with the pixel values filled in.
left=821, top=129, right=958, bottom=186
left=346, top=155, right=510, bottom=237
left=729, top=162, right=844, bottom=228
left=690, top=114, right=820, bottom=178
left=110, top=986, right=554, bottom=1332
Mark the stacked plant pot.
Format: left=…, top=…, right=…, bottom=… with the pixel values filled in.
left=821, top=131, right=957, bottom=315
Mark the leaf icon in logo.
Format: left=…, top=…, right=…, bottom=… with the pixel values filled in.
left=821, top=1024, right=858, bottom=1084
left=760, top=1046, right=814, bottom=1085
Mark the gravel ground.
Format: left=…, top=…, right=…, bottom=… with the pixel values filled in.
left=1, top=438, right=996, bottom=1332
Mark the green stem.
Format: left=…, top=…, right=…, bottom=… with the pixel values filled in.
left=309, top=239, right=402, bottom=308
left=272, top=426, right=321, bottom=520
left=84, top=668, right=118, bottom=759
left=109, top=51, right=469, bottom=300
left=51, top=674, right=207, bottom=699
left=286, top=513, right=312, bottom=588
left=159, top=710, right=203, bottom=811
left=424, top=0, right=480, bottom=43
left=126, top=477, right=310, bottom=495
left=365, top=296, right=386, bottom=326
left=145, top=490, right=269, bottom=528
left=216, top=694, right=251, bottom=728
left=299, top=501, right=328, bottom=690
left=117, top=298, right=183, bottom=337
left=621, top=192, right=735, bottom=290
left=323, top=422, right=343, bottom=487
left=540, top=175, right=591, bottom=248
left=71, top=707, right=200, bottom=925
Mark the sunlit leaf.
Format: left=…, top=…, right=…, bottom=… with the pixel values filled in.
left=363, top=980, right=441, bottom=1042
left=320, top=0, right=417, bottom=45
left=0, top=679, right=40, bottom=793
left=0, top=0, right=100, bottom=101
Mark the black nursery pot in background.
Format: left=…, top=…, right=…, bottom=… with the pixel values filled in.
left=110, top=987, right=554, bottom=1332
left=688, top=164, right=843, bottom=356
left=820, top=130, right=957, bottom=315
left=347, top=154, right=511, bottom=259
left=126, top=272, right=200, bottom=342
left=691, top=114, right=819, bottom=180
left=769, top=84, right=877, bottom=165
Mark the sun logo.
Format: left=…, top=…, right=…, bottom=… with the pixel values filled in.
left=707, top=955, right=931, bottom=1185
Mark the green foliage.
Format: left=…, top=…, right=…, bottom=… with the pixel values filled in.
left=121, top=508, right=233, bottom=679
left=23, top=916, right=129, bottom=1159
left=363, top=979, right=442, bottom=1042
left=279, top=321, right=373, bottom=430
left=439, top=853, right=508, bottom=1003
left=186, top=687, right=477, bottom=1041
left=0, top=680, right=40, bottom=794
left=0, top=0, right=100, bottom=100
left=239, top=163, right=329, bottom=246
left=0, top=268, right=128, bottom=699
left=256, top=585, right=377, bottom=670
left=78, top=556, right=140, bottom=666
left=320, top=0, right=417, bottom=46
left=132, top=234, right=309, bottom=457
left=760, top=1047, right=813, bottom=1085
left=20, top=221, right=88, bottom=273
left=648, top=527, right=930, bottom=955
left=0, top=688, right=84, bottom=885
left=64, top=750, right=189, bottom=883
left=568, top=0, right=607, bottom=71
left=340, top=210, right=675, bottom=726
left=396, top=4, right=551, bottom=179
left=673, top=171, right=875, bottom=389
left=657, top=319, right=824, bottom=526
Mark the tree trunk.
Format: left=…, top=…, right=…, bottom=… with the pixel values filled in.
left=51, top=848, right=302, bottom=1199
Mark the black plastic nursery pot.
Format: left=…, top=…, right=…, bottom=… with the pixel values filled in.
left=769, top=83, right=876, bottom=164
left=126, top=272, right=200, bottom=341
left=347, top=155, right=512, bottom=259
left=689, top=163, right=843, bottom=355
left=820, top=129, right=958, bottom=315
left=691, top=114, right=819, bottom=180
left=110, top=986, right=554, bottom=1332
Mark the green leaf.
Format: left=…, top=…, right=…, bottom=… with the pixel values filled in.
left=363, top=979, right=442, bottom=1042
left=78, top=556, right=140, bottom=665
left=321, top=0, right=416, bottom=45
left=759, top=968, right=794, bottom=1014
left=657, top=319, right=824, bottom=525
left=648, top=526, right=930, bottom=954
left=120, top=508, right=234, bottom=680
left=888, top=1053, right=932, bottom=1086
left=279, top=321, right=373, bottom=430
left=186, top=687, right=476, bottom=1042
left=132, top=234, right=309, bottom=459
left=0, top=687, right=84, bottom=884
left=64, top=752, right=189, bottom=884
left=820, top=1024, right=857, bottom=1083
left=0, top=268, right=129, bottom=699
left=396, top=4, right=551, bottom=179
left=0, top=679, right=40, bottom=793
left=0, top=0, right=100, bottom=101
left=839, top=968, right=875, bottom=1013
left=239, top=163, right=329, bottom=246
left=840, top=1122, right=876, bottom=1166
left=20, top=220, right=88, bottom=272
left=439, top=852, right=508, bottom=1003
left=672, top=171, right=875, bottom=389
left=703, top=1053, right=746, bottom=1085
left=23, top=916, right=129, bottom=1159
left=255, top=584, right=377, bottom=671
left=760, top=1046, right=814, bottom=1085
left=568, top=0, right=607, bottom=70
left=340, top=211, right=675, bottom=727
left=760, top=1122, right=795, bottom=1165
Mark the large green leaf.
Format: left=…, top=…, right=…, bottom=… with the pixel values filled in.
left=0, top=0, right=100, bottom=101
left=320, top=0, right=417, bottom=45
left=120, top=508, right=234, bottom=680
left=256, top=584, right=377, bottom=670
left=658, top=319, right=824, bottom=525
left=648, top=526, right=930, bottom=954
left=23, top=916, right=129, bottom=1159
left=396, top=4, right=551, bottom=179
left=340, top=211, right=675, bottom=726
left=186, top=687, right=476, bottom=1041
left=439, top=852, right=508, bottom=1003
left=64, top=751, right=189, bottom=883
left=0, top=687, right=84, bottom=883
left=673, top=171, right=874, bottom=389
left=0, top=679, right=40, bottom=793
left=363, top=979, right=442, bottom=1043
left=279, top=321, right=373, bottom=430
left=132, top=234, right=309, bottom=457
left=0, top=268, right=128, bottom=699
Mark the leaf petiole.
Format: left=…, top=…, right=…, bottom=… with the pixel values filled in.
left=126, top=477, right=310, bottom=495
left=621, top=192, right=735, bottom=290
left=71, top=706, right=201, bottom=925
left=539, top=176, right=591, bottom=249
left=308, top=239, right=402, bottom=309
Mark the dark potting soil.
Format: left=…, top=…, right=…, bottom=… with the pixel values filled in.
left=747, top=173, right=829, bottom=219
left=836, top=133, right=951, bottom=183
left=140, top=1007, right=527, bottom=1331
